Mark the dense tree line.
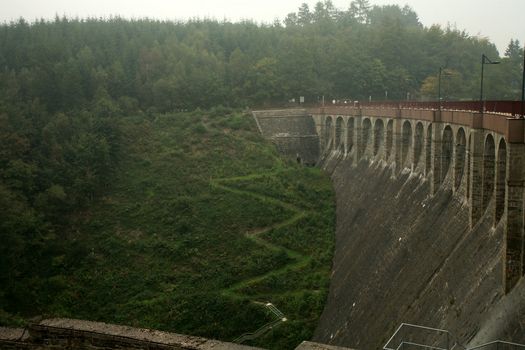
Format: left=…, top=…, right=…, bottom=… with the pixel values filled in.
left=1, top=1, right=522, bottom=111
left=0, top=0, right=523, bottom=325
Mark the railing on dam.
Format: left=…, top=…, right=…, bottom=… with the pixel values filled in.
left=384, top=323, right=453, bottom=350
left=384, top=323, right=525, bottom=350
left=468, top=341, right=525, bottom=350
left=320, top=100, right=524, bottom=117
left=255, top=100, right=524, bottom=118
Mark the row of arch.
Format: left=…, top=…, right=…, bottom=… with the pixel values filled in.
left=327, top=117, right=395, bottom=159
left=324, top=115, right=508, bottom=225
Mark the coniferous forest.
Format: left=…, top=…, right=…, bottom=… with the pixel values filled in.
left=0, top=1, right=523, bottom=349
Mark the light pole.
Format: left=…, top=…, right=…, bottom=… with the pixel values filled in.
left=438, top=67, right=452, bottom=111
left=521, top=43, right=524, bottom=117
left=438, top=67, right=443, bottom=111
left=480, top=54, right=500, bottom=113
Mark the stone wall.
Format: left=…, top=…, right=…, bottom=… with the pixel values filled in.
left=252, top=110, right=320, bottom=166
left=0, top=319, right=353, bottom=350
left=314, top=109, right=525, bottom=292
left=0, top=319, right=262, bottom=350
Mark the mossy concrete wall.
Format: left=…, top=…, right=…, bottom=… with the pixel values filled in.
left=309, top=107, right=525, bottom=349
left=312, top=157, right=517, bottom=349
left=252, top=109, right=319, bottom=166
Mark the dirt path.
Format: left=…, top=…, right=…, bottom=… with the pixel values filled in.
left=210, top=172, right=313, bottom=342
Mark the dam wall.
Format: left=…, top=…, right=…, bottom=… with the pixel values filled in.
left=313, top=156, right=517, bottom=349
left=254, top=107, right=525, bottom=349
left=252, top=109, right=319, bottom=166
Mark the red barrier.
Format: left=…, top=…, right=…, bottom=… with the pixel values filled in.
left=321, top=100, right=524, bottom=117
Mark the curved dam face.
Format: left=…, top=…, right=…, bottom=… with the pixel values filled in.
left=315, top=157, right=502, bottom=349
left=253, top=108, right=525, bottom=350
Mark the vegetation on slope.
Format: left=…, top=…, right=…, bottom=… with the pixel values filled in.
left=1, top=108, right=335, bottom=350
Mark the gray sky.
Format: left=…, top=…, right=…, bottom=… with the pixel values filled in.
left=1, top=0, right=524, bottom=55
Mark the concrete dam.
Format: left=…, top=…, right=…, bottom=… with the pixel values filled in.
left=253, top=107, right=525, bottom=349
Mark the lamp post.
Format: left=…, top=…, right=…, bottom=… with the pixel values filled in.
left=438, top=67, right=452, bottom=111
left=480, top=54, right=500, bottom=113
left=521, top=43, right=525, bottom=117
left=438, top=67, right=443, bottom=111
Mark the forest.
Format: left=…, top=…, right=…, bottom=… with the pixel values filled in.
left=0, top=1, right=523, bottom=348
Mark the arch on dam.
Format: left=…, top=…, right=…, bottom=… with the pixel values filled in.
left=442, top=126, right=453, bottom=183
left=414, top=122, right=424, bottom=167
left=325, top=116, right=333, bottom=150
left=361, top=118, right=372, bottom=157
left=402, top=121, right=412, bottom=167
left=386, top=120, right=393, bottom=159
left=455, top=128, right=467, bottom=191
left=335, top=117, right=344, bottom=151
left=425, top=124, right=432, bottom=175
left=374, top=119, right=385, bottom=157
left=347, top=117, right=355, bottom=154
left=495, top=138, right=507, bottom=224
left=483, top=134, right=496, bottom=212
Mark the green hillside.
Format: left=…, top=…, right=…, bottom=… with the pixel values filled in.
left=1, top=109, right=335, bottom=350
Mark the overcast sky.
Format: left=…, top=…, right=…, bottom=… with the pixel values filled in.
left=1, top=0, right=524, bottom=55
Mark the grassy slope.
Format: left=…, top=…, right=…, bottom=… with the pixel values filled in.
left=10, top=110, right=335, bottom=349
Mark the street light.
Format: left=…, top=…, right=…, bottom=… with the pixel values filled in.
left=521, top=43, right=525, bottom=117
left=480, top=54, right=500, bottom=113
left=438, top=67, right=443, bottom=109
left=438, top=67, right=454, bottom=111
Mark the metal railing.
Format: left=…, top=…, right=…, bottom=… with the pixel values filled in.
left=384, top=323, right=453, bottom=350
left=468, top=341, right=525, bottom=350
left=255, top=100, right=524, bottom=117
left=232, top=318, right=284, bottom=344
left=384, top=323, right=525, bottom=350
left=232, top=302, right=287, bottom=344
